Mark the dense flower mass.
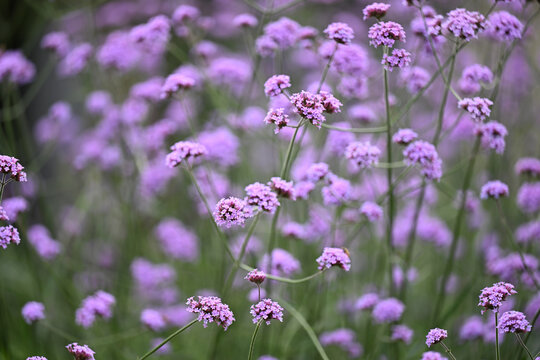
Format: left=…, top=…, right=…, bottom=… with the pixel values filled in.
left=245, top=182, right=280, bottom=213
left=264, top=108, right=290, bottom=134
left=324, top=22, right=354, bottom=44
left=0, top=225, right=21, bottom=249
left=458, top=97, right=493, bottom=122
left=403, top=141, right=443, bottom=181
left=0, top=155, right=27, bottom=182
left=290, top=91, right=326, bottom=128
left=480, top=180, right=509, bottom=200
left=498, top=311, right=531, bottom=333
left=186, top=296, right=235, bottom=330
left=488, top=11, right=523, bottom=43
left=425, top=328, right=447, bottom=347
left=65, top=343, right=95, bottom=360
left=250, top=299, right=284, bottom=325
left=345, top=142, right=381, bottom=169
left=381, top=48, right=412, bottom=71
left=442, top=8, right=487, bottom=41
left=316, top=247, right=351, bottom=271
left=213, top=197, right=250, bottom=228
left=363, top=3, right=391, bottom=21
left=165, top=141, right=207, bottom=168
left=368, top=21, right=406, bottom=48
left=478, top=282, right=516, bottom=313
left=264, top=75, right=291, bottom=97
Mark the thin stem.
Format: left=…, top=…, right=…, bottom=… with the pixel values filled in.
left=317, top=43, right=337, bottom=93
left=241, top=263, right=323, bottom=284
left=432, top=42, right=458, bottom=145
left=247, top=320, right=263, bottom=360
left=138, top=319, right=198, bottom=360
left=440, top=341, right=458, bottom=360
left=515, top=334, right=534, bottom=360
left=320, top=123, right=387, bottom=133
left=495, top=313, right=501, bottom=360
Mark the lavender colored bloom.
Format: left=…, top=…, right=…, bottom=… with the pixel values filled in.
left=198, top=127, right=240, bottom=167
left=268, top=177, right=296, bottom=200
left=515, top=157, right=540, bottom=177
left=488, top=11, right=523, bottom=42
left=0, top=206, right=8, bottom=221
left=480, top=180, right=509, bottom=200
left=22, top=301, right=45, bottom=324
left=368, top=21, right=406, bottom=48
left=393, top=129, right=418, bottom=145
left=321, top=175, right=351, bottom=206
left=516, top=221, right=540, bottom=244
left=459, top=64, right=493, bottom=94
left=85, top=91, right=112, bottom=115
left=0, top=155, right=27, bottom=182
left=319, top=91, right=343, bottom=114
left=2, top=197, right=28, bottom=222
left=233, top=13, right=258, bottom=28
left=517, top=183, right=540, bottom=213
left=382, top=48, right=412, bottom=71
left=256, top=36, right=279, bottom=57
left=403, top=141, right=443, bottom=181
left=250, top=299, right=284, bottom=325
left=27, top=357, right=47, bottom=360
left=360, top=201, right=383, bottom=222
left=186, top=296, right=235, bottom=330
left=172, top=5, right=200, bottom=25
left=160, top=73, right=195, bottom=98
left=401, top=66, right=430, bottom=94
left=425, top=328, right=447, bottom=347
left=363, top=3, right=391, bottom=20
left=0, top=225, right=21, bottom=249
left=58, top=43, right=93, bottom=77
left=141, top=308, right=166, bottom=331
left=264, top=75, right=291, bottom=97
left=65, top=343, right=95, bottom=360
left=154, top=218, right=198, bottom=262
left=320, top=328, right=363, bottom=357
left=27, top=224, right=61, bottom=260
left=324, top=22, right=354, bottom=44
left=316, top=247, right=351, bottom=271
left=0, top=50, right=35, bottom=84
left=443, top=8, right=487, bottom=41
left=458, top=97, right=493, bottom=122
left=76, top=291, right=116, bottom=328
left=130, top=15, right=171, bottom=54
left=498, top=311, right=531, bottom=333
left=391, top=325, right=413, bottom=344
left=41, top=31, right=70, bottom=57
left=355, top=293, right=379, bottom=311
left=263, top=17, right=300, bottom=49
left=478, top=282, right=517, bottom=313
left=422, top=352, right=447, bottom=360
left=259, top=248, right=301, bottom=276
left=258, top=356, right=278, bottom=360
left=459, top=316, right=484, bottom=341
left=245, top=182, right=280, bottom=214
left=165, top=141, right=207, bottom=168
left=345, top=141, right=381, bottom=169
left=131, top=258, right=176, bottom=290
left=475, top=121, right=508, bottom=154
left=213, top=197, right=250, bottom=228
left=245, top=269, right=266, bottom=285
left=96, top=31, right=140, bottom=72
left=372, top=298, right=405, bottom=323
left=264, top=108, right=290, bottom=134
left=290, top=91, right=326, bottom=128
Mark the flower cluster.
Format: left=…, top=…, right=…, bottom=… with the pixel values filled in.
left=21, top=301, right=45, bottom=324
left=0, top=225, right=21, bottom=249
left=393, top=128, right=418, bottom=145
left=480, top=180, right=509, bottom=200
left=264, top=108, right=290, bottom=134
left=368, top=21, right=406, bottom=48
left=324, top=22, right=354, bottom=44
left=363, top=3, right=391, bottom=21
left=165, top=141, right=207, bottom=168
left=65, top=343, right=95, bottom=360
left=250, top=299, right=284, bottom=325
left=264, top=75, right=291, bottom=97
left=75, top=291, right=116, bottom=328
left=186, top=296, right=235, bottom=330
left=425, top=328, right=448, bottom=347
left=478, top=282, right=516, bottom=313
left=290, top=91, right=326, bottom=128
left=382, top=48, right=412, bottom=71
left=213, top=197, right=251, bottom=228
left=0, top=155, right=27, bottom=182
left=458, top=97, right=493, bottom=122
left=474, top=121, right=508, bottom=154
left=403, top=141, right=443, bottom=181
left=442, top=8, right=487, bottom=41
left=345, top=142, right=381, bottom=169
left=498, top=311, right=531, bottom=333
left=316, top=247, right=351, bottom=271
left=245, top=182, right=280, bottom=214
left=245, top=269, right=266, bottom=285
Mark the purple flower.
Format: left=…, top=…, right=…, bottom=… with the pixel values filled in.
left=459, top=316, right=484, bottom=341
left=403, top=141, right=443, bottom=181
left=316, top=247, right=351, bottom=271
left=474, top=121, right=508, bottom=154
left=250, top=299, right=284, bottom=325
left=368, top=21, right=406, bottom=48
left=498, top=311, right=531, bottom=333
left=233, top=13, right=258, bottom=28
left=478, top=282, right=517, bottom=313
left=0, top=225, right=21, bottom=249
left=130, top=15, right=171, bottom=54
left=0, top=50, right=35, bottom=84
left=392, top=325, right=413, bottom=344
left=355, top=293, right=379, bottom=311
left=393, top=129, right=418, bottom=145
left=0, top=206, right=8, bottom=221
left=172, top=5, right=200, bottom=25
left=319, top=91, right=343, bottom=114
left=58, top=43, right=93, bottom=77
left=27, top=225, right=61, bottom=260
left=360, top=201, right=383, bottom=222
left=488, top=11, right=523, bottom=43
left=422, top=352, right=447, bottom=360
left=256, top=36, right=278, bottom=57
left=198, top=127, right=240, bottom=168
left=26, top=357, right=47, bottom=360
left=458, top=97, right=493, bottom=122
left=2, top=197, right=28, bottom=222
left=324, top=22, right=354, bottom=44
left=442, top=8, right=487, bottom=41
left=264, top=75, right=291, bottom=97
left=76, top=291, right=116, bottom=328
left=22, top=302, right=45, bottom=324
left=0, top=155, right=27, bottom=182
left=245, top=269, right=266, bottom=285
left=382, top=48, right=412, bottom=71
left=425, top=328, right=447, bottom=347
left=154, top=218, right=198, bottom=262
left=290, top=91, right=326, bottom=128
left=85, top=91, right=112, bottom=115
left=41, top=32, right=70, bottom=57
left=517, top=183, right=540, bottom=214
left=480, top=180, right=509, bottom=200
left=264, top=108, right=290, bottom=134
left=459, top=64, right=493, bottom=94
left=515, top=157, right=540, bottom=177
left=259, top=248, right=301, bottom=276
left=320, top=328, right=363, bottom=357
left=263, top=17, right=300, bottom=49
left=345, top=141, right=381, bottom=169
left=96, top=31, right=140, bottom=72
left=165, top=141, right=207, bottom=168
left=213, top=197, right=250, bottom=228
left=363, top=3, right=391, bottom=20
left=401, top=66, right=430, bottom=94
left=160, top=73, right=195, bottom=98
left=321, top=175, right=351, bottom=206
left=516, top=221, right=540, bottom=244
left=140, top=309, right=166, bottom=331
left=186, top=296, right=235, bottom=330
left=372, top=298, right=405, bottom=323
left=245, top=182, right=280, bottom=214
left=268, top=177, right=296, bottom=200
left=65, top=343, right=95, bottom=360
left=304, top=162, right=330, bottom=183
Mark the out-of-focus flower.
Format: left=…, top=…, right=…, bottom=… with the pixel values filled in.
left=320, top=328, right=363, bottom=357
left=0, top=50, right=35, bottom=84
left=363, top=3, right=391, bottom=21
left=324, top=22, right=354, bottom=44
left=165, top=141, right=207, bottom=168
left=391, top=325, right=413, bottom=344
left=22, top=302, right=45, bottom=324
left=41, top=32, right=70, bottom=57
left=345, top=141, right=381, bottom=169
left=474, top=121, right=508, bottom=154
left=372, top=298, right=405, bottom=323
left=480, top=180, right=509, bottom=200
left=393, top=129, right=418, bottom=145
left=403, top=141, right=443, bottom=181
left=245, top=182, right=280, bottom=214
left=488, top=11, right=523, bottom=43
left=76, top=291, right=116, bottom=328
left=517, top=183, right=540, bottom=214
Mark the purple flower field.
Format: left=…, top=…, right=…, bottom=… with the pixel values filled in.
left=2, top=0, right=540, bottom=359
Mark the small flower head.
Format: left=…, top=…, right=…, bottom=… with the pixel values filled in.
left=488, top=11, right=523, bottom=43
left=186, top=296, right=235, bottom=330
left=264, top=75, right=291, bottom=97
left=0, top=51, right=35, bottom=85
left=392, top=325, right=413, bottom=344
left=264, top=108, right=290, bottom=134
left=22, top=301, right=45, bottom=324
left=213, top=197, right=250, bottom=228
left=355, top=293, right=379, bottom=311
left=250, top=298, right=284, bottom=325
left=403, top=141, right=443, bottom=181
left=480, top=180, right=509, bottom=200
left=393, top=129, right=418, bottom=145
left=443, top=8, right=488, bottom=41
left=372, top=298, right=405, bottom=323
left=474, top=121, right=508, bottom=154
left=27, top=357, right=47, bottom=360
left=304, top=162, right=330, bottom=183
left=0, top=155, right=27, bottom=182
left=425, top=328, right=448, bottom=347
left=498, top=311, right=531, bottom=333
left=382, top=48, right=412, bottom=71
left=422, top=351, right=447, bottom=360
left=515, top=158, right=540, bottom=178
left=458, top=97, right=493, bottom=122
left=233, top=13, right=258, bottom=28
left=360, top=201, right=383, bottom=222
left=478, top=282, right=517, bottom=313
left=345, top=141, right=381, bottom=169
left=165, top=141, right=207, bottom=168
left=290, top=91, right=326, bottom=128
left=324, top=22, right=354, bottom=44
left=0, top=225, right=21, bottom=249
left=65, top=343, right=95, bottom=360
left=316, top=247, right=351, bottom=271
left=41, top=31, right=70, bottom=57
left=363, top=3, right=391, bottom=21
left=319, top=91, right=343, bottom=114
left=245, top=182, right=280, bottom=214
left=160, top=73, right=195, bottom=98
left=245, top=269, right=266, bottom=285
left=368, top=21, right=406, bottom=48
left=268, top=177, right=296, bottom=200
left=140, top=309, right=166, bottom=331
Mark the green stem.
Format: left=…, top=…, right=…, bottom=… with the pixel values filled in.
left=515, top=334, right=534, bottom=360
left=247, top=320, right=263, bottom=360
left=317, top=43, right=337, bottom=93
left=495, top=313, right=501, bottom=360
left=241, top=263, right=323, bottom=284
left=440, top=341, right=458, bottom=360
left=138, top=319, right=198, bottom=360
left=432, top=42, right=458, bottom=145
left=321, top=123, right=387, bottom=133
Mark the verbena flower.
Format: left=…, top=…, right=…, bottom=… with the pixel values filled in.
left=0, top=155, right=27, bottom=182
left=515, top=157, right=540, bottom=177
left=442, top=8, right=487, bottom=41
left=372, top=298, right=405, bottom=323
left=319, top=91, right=343, bottom=114
left=498, top=311, right=531, bottom=333
left=259, top=248, right=301, bottom=276
left=425, top=328, right=448, bottom=347
left=76, top=291, right=116, bottom=328
left=458, top=97, right=493, bottom=122
left=422, top=351, right=447, bottom=360
left=324, top=22, right=354, bottom=44
left=264, top=75, right=291, bottom=97
left=250, top=299, right=284, bottom=325
left=345, top=141, right=381, bottom=169
left=213, top=197, right=250, bottom=228
left=392, top=324, right=413, bottom=344
left=290, top=91, right=326, bottom=128
left=517, top=182, right=540, bottom=214
left=355, top=293, right=379, bottom=311
left=66, top=343, right=95, bottom=360
left=245, top=182, right=280, bottom=214
left=27, top=224, right=61, bottom=260
left=393, top=129, right=418, bottom=145
left=480, top=180, right=509, bottom=200
left=186, top=296, right=235, bottom=330
left=478, top=282, right=516, bottom=313
left=320, top=328, right=363, bottom=357
left=488, top=11, right=523, bottom=43
left=403, top=141, right=442, bottom=181
left=360, top=201, right=383, bottom=222
left=316, top=247, right=351, bottom=271
left=382, top=48, right=412, bottom=71
left=321, top=175, right=351, bottom=205
left=165, top=141, right=207, bottom=168
left=264, top=108, right=290, bottom=134
left=475, top=121, right=508, bottom=154
left=0, top=225, right=21, bottom=249
left=154, top=218, right=198, bottom=262
left=26, top=357, right=47, bottom=360
left=160, top=73, right=195, bottom=98
left=58, top=43, right=93, bottom=77
left=140, top=308, right=166, bottom=331
left=22, top=301, right=45, bottom=324
left=368, top=21, right=406, bottom=48
left=363, top=3, right=391, bottom=21
left=0, top=50, right=35, bottom=85
left=304, top=162, right=330, bottom=183
left=459, top=316, right=484, bottom=341
left=401, top=66, right=430, bottom=94
left=245, top=269, right=266, bottom=284
left=459, top=64, right=493, bottom=94
left=268, top=177, right=296, bottom=200
left=233, top=13, right=258, bottom=28
left=41, top=31, right=70, bottom=57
